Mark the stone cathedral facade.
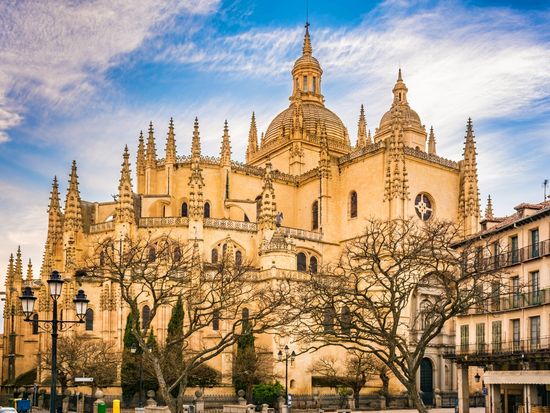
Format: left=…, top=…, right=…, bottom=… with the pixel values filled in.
left=2, top=26, right=482, bottom=396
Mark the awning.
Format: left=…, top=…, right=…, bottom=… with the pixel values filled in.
left=483, top=370, right=550, bottom=385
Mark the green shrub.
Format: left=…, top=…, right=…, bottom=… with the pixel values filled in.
left=252, top=382, right=284, bottom=407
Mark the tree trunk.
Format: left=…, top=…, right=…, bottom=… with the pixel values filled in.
left=150, top=356, right=177, bottom=413
left=407, top=381, right=427, bottom=413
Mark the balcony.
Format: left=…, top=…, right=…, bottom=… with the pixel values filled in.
left=444, top=336, right=550, bottom=365
left=478, top=239, right=550, bottom=270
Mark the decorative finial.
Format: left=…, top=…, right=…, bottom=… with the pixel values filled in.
left=303, top=22, right=312, bottom=56
left=485, top=195, right=494, bottom=220
left=428, top=126, right=436, bottom=155
left=398, top=67, right=403, bottom=82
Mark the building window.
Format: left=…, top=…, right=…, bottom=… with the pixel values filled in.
left=303, top=75, right=308, bottom=92
left=420, top=300, right=432, bottom=330
left=414, top=193, right=433, bottom=221
left=242, top=308, right=249, bottom=331
left=350, top=191, right=358, bottom=218
left=511, top=276, right=520, bottom=308
left=211, top=249, right=218, bottom=263
left=174, top=247, right=181, bottom=262
left=85, top=308, right=94, bottom=331
left=340, top=306, right=351, bottom=335
left=212, top=309, right=220, bottom=331
left=312, top=77, right=317, bottom=93
left=312, top=201, right=319, bottom=230
left=309, top=256, right=318, bottom=274
left=491, top=282, right=501, bottom=311
left=148, top=247, right=156, bottom=262
left=530, top=316, right=540, bottom=350
left=204, top=202, right=211, bottom=218
left=32, top=314, right=39, bottom=335
left=255, top=196, right=262, bottom=221
left=512, top=319, right=520, bottom=351
left=235, top=251, right=242, bottom=267
left=290, top=379, right=296, bottom=389
left=510, top=235, right=519, bottom=264
left=297, top=253, right=307, bottom=272
left=492, top=242, right=500, bottom=269
left=491, top=321, right=502, bottom=353
left=460, top=325, right=469, bottom=353
left=181, top=202, right=188, bottom=217
left=142, top=305, right=151, bottom=331
left=529, top=271, right=540, bottom=305
left=323, top=306, right=335, bottom=333
left=530, top=228, right=539, bottom=258
left=476, top=323, right=485, bottom=353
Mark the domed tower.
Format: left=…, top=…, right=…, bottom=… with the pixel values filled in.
left=374, top=69, right=427, bottom=150
left=248, top=24, right=351, bottom=174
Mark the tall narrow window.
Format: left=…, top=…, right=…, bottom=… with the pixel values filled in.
left=225, top=172, right=230, bottom=199
left=242, top=308, right=249, bottom=331
left=312, top=201, right=319, bottom=230
left=309, top=256, right=318, bottom=274
left=148, top=247, right=156, bottom=262
left=85, top=308, right=94, bottom=331
left=32, top=314, right=39, bottom=335
left=212, top=309, right=220, bottom=331
left=530, top=316, right=540, bottom=349
left=255, top=196, right=262, bottom=222
left=162, top=205, right=167, bottom=217
left=350, top=191, right=358, bottom=218
left=512, top=319, right=520, bottom=351
left=142, top=305, right=151, bottom=331
left=340, top=306, right=351, bottom=335
left=297, top=253, right=307, bottom=272
left=511, top=276, right=520, bottom=308
left=204, top=202, right=211, bottom=218
left=492, top=242, right=500, bottom=268
left=460, top=325, right=469, bottom=353
left=491, top=321, right=502, bottom=353
left=312, top=76, right=317, bottom=93
left=510, top=235, right=519, bottom=264
left=211, top=249, right=218, bottom=263
left=235, top=251, right=242, bottom=267
left=491, top=282, right=501, bottom=311
left=323, top=306, right=335, bottom=333
left=303, top=75, right=308, bottom=92
left=531, top=228, right=540, bottom=258
left=530, top=271, right=540, bottom=305
left=181, top=202, right=188, bottom=217
left=476, top=323, right=485, bottom=353
left=174, top=247, right=181, bottom=262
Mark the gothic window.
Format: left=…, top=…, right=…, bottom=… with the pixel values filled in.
left=222, top=244, right=227, bottom=257
left=323, top=306, right=335, bottom=333
left=312, top=201, right=319, bottom=230
left=350, top=191, right=358, bottom=218
left=85, top=308, right=94, bottom=331
left=212, top=309, right=220, bottom=331
left=148, top=247, right=156, bottom=262
left=303, top=75, right=308, bottom=92
left=32, top=314, right=39, bottom=335
left=99, top=251, right=105, bottom=266
left=142, top=305, right=151, bottom=331
left=211, top=249, right=218, bottom=263
left=181, top=202, right=188, bottom=217
left=297, top=253, right=307, bottom=272
left=235, top=251, right=242, bottom=267
left=174, top=247, right=181, bottom=262
left=414, top=193, right=433, bottom=221
left=204, top=202, right=211, bottom=218
left=242, top=307, right=249, bottom=331
left=309, top=256, right=318, bottom=274
left=313, top=76, right=317, bottom=93
left=340, top=306, right=351, bottom=335
left=255, top=196, right=262, bottom=222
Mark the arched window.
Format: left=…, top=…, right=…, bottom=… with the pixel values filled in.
left=222, top=244, right=227, bottom=257
left=256, top=196, right=262, bottom=222
left=212, top=309, right=220, bottom=331
left=32, top=314, right=39, bottom=335
left=204, top=202, right=211, bottom=218
left=309, top=256, right=318, bottom=274
left=290, top=379, right=296, bottom=389
left=350, top=191, right=358, bottom=218
left=181, top=202, right=188, bottom=217
left=312, top=76, right=317, bottom=93
left=420, top=300, right=433, bottom=330
left=242, top=308, right=249, bottom=331
left=211, top=249, right=218, bottom=263
left=235, top=251, right=242, bottom=267
left=303, top=75, right=308, bottom=92
left=174, top=247, right=181, bottom=262
left=312, top=201, right=319, bottom=230
left=85, top=308, right=94, bottom=331
left=142, top=305, right=151, bottom=331
left=99, top=251, right=105, bottom=266
left=148, top=247, right=156, bottom=262
left=323, top=306, right=335, bottom=333
left=297, top=253, right=307, bottom=272
left=340, top=306, right=351, bottom=335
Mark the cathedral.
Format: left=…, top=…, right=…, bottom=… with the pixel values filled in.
left=2, top=25, right=481, bottom=398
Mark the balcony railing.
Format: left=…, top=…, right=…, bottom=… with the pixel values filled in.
left=445, top=336, right=550, bottom=359
left=478, top=239, right=550, bottom=271
left=489, top=288, right=550, bottom=312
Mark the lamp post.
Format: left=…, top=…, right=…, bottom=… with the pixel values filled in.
left=19, top=270, right=89, bottom=413
left=277, top=345, right=296, bottom=409
left=130, top=343, right=144, bottom=407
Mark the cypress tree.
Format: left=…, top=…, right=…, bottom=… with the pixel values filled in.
left=165, top=297, right=184, bottom=392
left=121, top=312, right=140, bottom=405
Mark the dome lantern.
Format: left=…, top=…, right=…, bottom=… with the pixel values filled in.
left=291, top=23, right=324, bottom=105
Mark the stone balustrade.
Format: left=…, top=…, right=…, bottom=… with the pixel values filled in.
left=139, top=216, right=189, bottom=228
left=89, top=221, right=115, bottom=234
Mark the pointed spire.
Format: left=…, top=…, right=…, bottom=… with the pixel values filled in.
left=392, top=67, right=408, bottom=104
left=428, top=126, right=437, bottom=155
left=146, top=122, right=157, bottom=168
left=356, top=104, right=367, bottom=148
left=303, top=22, right=312, bottom=56
left=14, top=246, right=23, bottom=283
left=220, top=120, right=232, bottom=167
left=165, top=118, right=177, bottom=164
left=191, top=117, right=201, bottom=161
left=137, top=131, right=146, bottom=174
left=26, top=259, right=33, bottom=281
left=398, top=67, right=403, bottom=82
left=485, top=195, right=494, bottom=220
left=367, top=129, right=372, bottom=145
left=258, top=162, right=277, bottom=231
left=246, top=112, right=258, bottom=163
left=64, top=160, right=83, bottom=233
left=47, top=176, right=63, bottom=241
left=116, top=145, right=135, bottom=224
left=459, top=118, right=480, bottom=235
left=5, top=253, right=14, bottom=287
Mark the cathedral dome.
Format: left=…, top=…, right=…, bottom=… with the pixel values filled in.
left=379, top=105, right=422, bottom=130
left=264, top=102, right=348, bottom=145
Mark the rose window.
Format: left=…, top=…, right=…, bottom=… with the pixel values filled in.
left=415, top=193, right=433, bottom=221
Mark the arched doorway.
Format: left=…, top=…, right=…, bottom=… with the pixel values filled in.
left=420, top=358, right=434, bottom=407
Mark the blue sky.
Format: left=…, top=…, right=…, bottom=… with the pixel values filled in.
left=0, top=0, right=549, bottom=281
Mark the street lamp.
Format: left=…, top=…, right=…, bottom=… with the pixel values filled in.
left=277, top=345, right=296, bottom=409
left=19, top=270, right=89, bottom=413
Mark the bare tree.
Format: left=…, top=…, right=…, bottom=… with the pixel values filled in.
left=310, top=350, right=377, bottom=406
left=295, top=218, right=506, bottom=413
left=41, top=335, right=118, bottom=393
left=83, top=235, right=294, bottom=413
